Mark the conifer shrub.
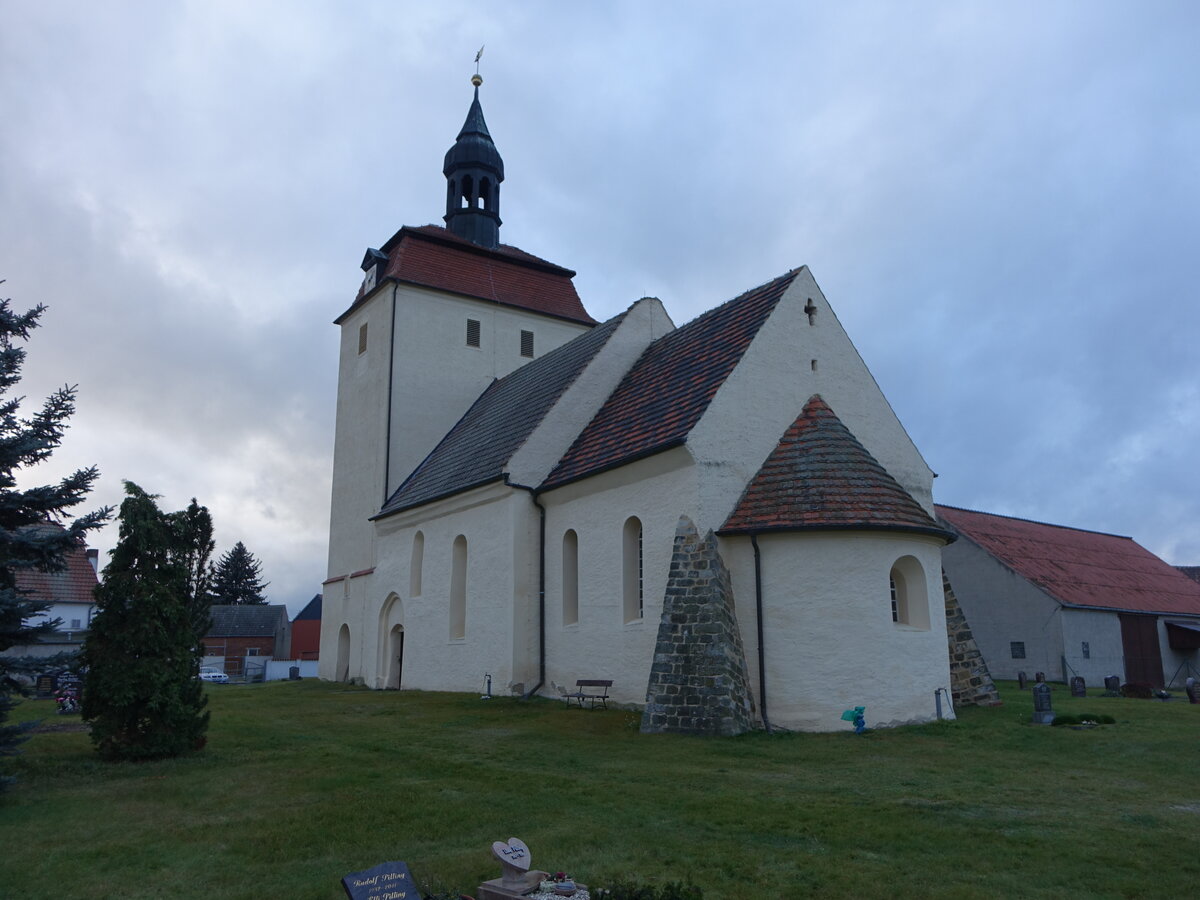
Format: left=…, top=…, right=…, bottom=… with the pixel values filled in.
left=82, top=483, right=209, bottom=761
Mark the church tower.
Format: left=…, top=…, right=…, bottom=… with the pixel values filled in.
left=323, top=77, right=595, bottom=675
left=443, top=74, right=504, bottom=249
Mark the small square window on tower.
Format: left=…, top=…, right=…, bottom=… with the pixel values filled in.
left=358, top=323, right=368, bottom=355
left=1010, top=641, right=1026, bottom=659
left=520, top=329, right=534, bottom=358
left=466, top=318, right=481, bottom=348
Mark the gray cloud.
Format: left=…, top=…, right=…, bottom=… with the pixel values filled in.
left=3, top=1, right=1198, bottom=613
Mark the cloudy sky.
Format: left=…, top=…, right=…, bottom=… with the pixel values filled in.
left=2, top=1, right=1198, bottom=615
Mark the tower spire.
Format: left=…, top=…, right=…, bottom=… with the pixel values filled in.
left=443, top=71, right=504, bottom=249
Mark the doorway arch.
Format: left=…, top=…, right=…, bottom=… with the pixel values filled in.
left=335, top=624, right=351, bottom=682
left=377, top=593, right=405, bottom=689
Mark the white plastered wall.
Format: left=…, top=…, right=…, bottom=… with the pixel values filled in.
left=721, top=531, right=953, bottom=731
left=687, top=267, right=936, bottom=533
left=387, top=285, right=592, bottom=494
left=363, top=483, right=537, bottom=693
left=541, top=448, right=697, bottom=706
left=323, top=278, right=590, bottom=682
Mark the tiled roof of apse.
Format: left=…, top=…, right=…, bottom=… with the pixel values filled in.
left=937, top=505, right=1200, bottom=616
left=722, top=395, right=950, bottom=538
left=15, top=543, right=98, bottom=605
left=378, top=311, right=628, bottom=516
left=542, top=269, right=800, bottom=490
left=335, top=225, right=595, bottom=325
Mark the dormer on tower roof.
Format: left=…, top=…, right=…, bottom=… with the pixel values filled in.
left=443, top=75, right=504, bottom=249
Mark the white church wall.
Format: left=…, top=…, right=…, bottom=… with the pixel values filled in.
left=366, top=482, right=536, bottom=694
left=747, top=531, right=953, bottom=731
left=327, top=292, right=390, bottom=581
left=387, top=284, right=591, bottom=494
left=542, top=448, right=697, bottom=707
left=688, top=268, right=937, bottom=528
left=507, top=297, right=675, bottom=489
left=941, top=532, right=1065, bottom=681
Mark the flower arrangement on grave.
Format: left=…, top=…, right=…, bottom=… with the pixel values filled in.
left=539, top=872, right=577, bottom=893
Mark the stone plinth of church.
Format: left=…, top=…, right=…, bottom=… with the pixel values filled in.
left=943, top=570, right=1000, bottom=706
left=641, top=516, right=755, bottom=736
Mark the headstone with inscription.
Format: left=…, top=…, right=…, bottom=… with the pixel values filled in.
left=1031, top=682, right=1055, bottom=724
left=341, top=860, right=419, bottom=900
left=476, top=837, right=570, bottom=900
left=1035, top=672, right=1046, bottom=683
left=1017, top=671, right=1027, bottom=690
left=1185, top=677, right=1198, bottom=705
left=1070, top=676, right=1086, bottom=698
left=1103, top=675, right=1121, bottom=694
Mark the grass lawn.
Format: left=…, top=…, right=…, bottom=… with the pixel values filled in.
left=2, top=680, right=1198, bottom=899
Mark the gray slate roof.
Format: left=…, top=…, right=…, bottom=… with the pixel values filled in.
left=377, top=311, right=626, bottom=516
left=208, top=604, right=288, bottom=637
left=294, top=594, right=322, bottom=621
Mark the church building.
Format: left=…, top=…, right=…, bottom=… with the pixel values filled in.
left=320, top=78, right=958, bottom=732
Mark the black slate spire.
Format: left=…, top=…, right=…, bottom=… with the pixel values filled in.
left=443, top=75, right=504, bottom=248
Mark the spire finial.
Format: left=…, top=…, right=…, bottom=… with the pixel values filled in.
left=473, top=45, right=484, bottom=85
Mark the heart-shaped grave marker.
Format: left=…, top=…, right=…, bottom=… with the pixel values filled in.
left=492, top=837, right=530, bottom=872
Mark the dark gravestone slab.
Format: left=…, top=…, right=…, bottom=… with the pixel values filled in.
left=1070, top=676, right=1086, bottom=698
left=1185, top=677, right=1198, bottom=705
left=342, top=861, right=418, bottom=900
left=1104, top=675, right=1121, bottom=694
left=1031, top=683, right=1055, bottom=724
left=35, top=675, right=55, bottom=698
left=1035, top=672, right=1046, bottom=683
left=1017, top=671, right=1028, bottom=690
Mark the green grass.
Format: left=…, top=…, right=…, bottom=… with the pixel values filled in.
left=3, top=681, right=1199, bottom=899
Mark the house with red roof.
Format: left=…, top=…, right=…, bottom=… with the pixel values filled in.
left=321, top=77, right=976, bottom=732
left=0, top=540, right=100, bottom=663
left=937, top=505, right=1200, bottom=688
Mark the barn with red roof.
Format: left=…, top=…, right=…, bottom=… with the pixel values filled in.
left=321, top=77, right=982, bottom=732
left=938, top=505, right=1200, bottom=687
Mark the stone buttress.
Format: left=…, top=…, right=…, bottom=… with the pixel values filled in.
left=641, top=516, right=756, bottom=736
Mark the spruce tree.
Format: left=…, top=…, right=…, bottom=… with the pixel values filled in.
left=82, top=483, right=209, bottom=761
left=0, top=293, right=109, bottom=790
left=209, top=541, right=269, bottom=605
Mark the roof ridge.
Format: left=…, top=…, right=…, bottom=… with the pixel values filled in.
left=935, top=504, right=1133, bottom=541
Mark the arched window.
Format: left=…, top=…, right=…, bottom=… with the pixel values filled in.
left=461, top=175, right=474, bottom=209
left=622, top=517, right=643, bottom=623
left=410, top=531, right=424, bottom=597
left=562, top=529, right=579, bottom=626
left=480, top=177, right=491, bottom=210
left=450, top=535, right=468, bottom=640
left=336, top=624, right=351, bottom=682
left=889, top=556, right=930, bottom=630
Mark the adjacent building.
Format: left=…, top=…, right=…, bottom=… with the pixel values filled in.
left=938, top=505, right=1200, bottom=688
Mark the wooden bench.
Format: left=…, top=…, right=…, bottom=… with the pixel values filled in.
left=565, top=679, right=613, bottom=710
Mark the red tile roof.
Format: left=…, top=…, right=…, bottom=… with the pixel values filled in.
left=937, top=505, right=1200, bottom=616
left=541, top=269, right=800, bottom=490
left=721, top=395, right=950, bottom=538
left=15, top=544, right=98, bottom=605
left=335, top=225, right=595, bottom=325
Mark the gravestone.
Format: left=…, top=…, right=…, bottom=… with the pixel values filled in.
left=1070, top=676, right=1086, bottom=698
left=1031, top=682, right=1055, bottom=724
left=1035, top=672, right=1046, bottom=683
left=1103, top=675, right=1121, bottom=694
left=341, top=861, right=418, bottom=900
left=477, top=837, right=550, bottom=900
left=35, top=675, right=55, bottom=698
left=1017, top=671, right=1028, bottom=690
left=1185, top=677, right=1198, bottom=705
